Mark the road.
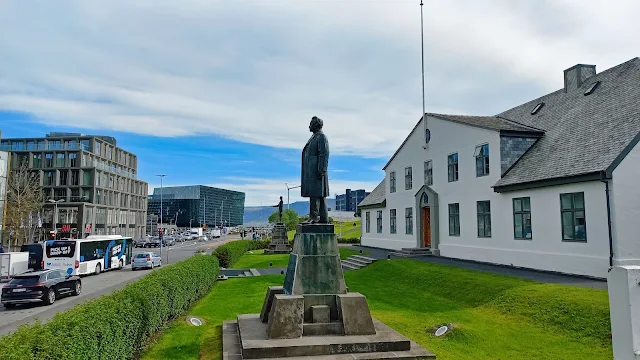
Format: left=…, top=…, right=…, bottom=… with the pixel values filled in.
left=0, top=235, right=241, bottom=336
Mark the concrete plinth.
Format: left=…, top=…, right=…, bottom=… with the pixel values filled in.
left=265, top=295, right=304, bottom=339
left=265, top=223, right=292, bottom=255
left=227, top=315, right=435, bottom=360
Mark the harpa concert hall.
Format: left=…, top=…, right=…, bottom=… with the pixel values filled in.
left=147, top=185, right=245, bottom=228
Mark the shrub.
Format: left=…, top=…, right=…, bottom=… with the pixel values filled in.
left=0, top=255, right=220, bottom=360
left=213, top=239, right=269, bottom=268
left=338, top=237, right=360, bottom=244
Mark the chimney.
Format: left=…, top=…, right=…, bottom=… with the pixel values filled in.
left=564, top=64, right=596, bottom=92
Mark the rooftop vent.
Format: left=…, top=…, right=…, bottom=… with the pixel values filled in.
left=564, top=64, right=596, bottom=93
left=584, top=81, right=601, bottom=96
left=531, top=102, right=544, bottom=115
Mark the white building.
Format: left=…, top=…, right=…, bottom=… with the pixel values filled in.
left=359, top=58, right=640, bottom=279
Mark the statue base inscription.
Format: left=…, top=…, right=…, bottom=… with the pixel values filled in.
left=264, top=223, right=292, bottom=254
left=223, top=223, right=436, bottom=360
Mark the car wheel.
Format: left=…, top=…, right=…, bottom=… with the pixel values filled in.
left=44, top=288, right=56, bottom=305
left=72, top=281, right=82, bottom=296
left=3, top=303, right=16, bottom=309
left=94, top=263, right=102, bottom=275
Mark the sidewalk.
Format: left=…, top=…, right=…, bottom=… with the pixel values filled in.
left=340, top=244, right=607, bottom=290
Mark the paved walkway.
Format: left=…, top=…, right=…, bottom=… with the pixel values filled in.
left=340, top=244, right=607, bottom=290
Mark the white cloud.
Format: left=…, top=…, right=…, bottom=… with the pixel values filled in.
left=1, top=1, right=639, bottom=158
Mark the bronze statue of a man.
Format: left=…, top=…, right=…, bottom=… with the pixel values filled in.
left=272, top=196, right=284, bottom=223
left=301, top=116, right=329, bottom=223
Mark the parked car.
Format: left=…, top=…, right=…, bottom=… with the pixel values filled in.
left=175, top=235, right=185, bottom=243
left=162, top=237, right=176, bottom=247
left=1, top=269, right=81, bottom=308
left=134, top=239, right=147, bottom=248
left=132, top=252, right=162, bottom=270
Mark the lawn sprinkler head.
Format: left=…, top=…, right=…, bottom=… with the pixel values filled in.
left=187, top=316, right=204, bottom=326
left=434, top=326, right=448, bottom=337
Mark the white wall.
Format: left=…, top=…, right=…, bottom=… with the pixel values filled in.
left=608, top=266, right=640, bottom=360
left=611, top=141, right=640, bottom=266
left=441, top=181, right=610, bottom=278
left=360, top=206, right=412, bottom=249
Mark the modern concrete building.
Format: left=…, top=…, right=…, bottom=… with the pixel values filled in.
left=359, top=58, right=640, bottom=279
left=0, top=132, right=148, bottom=239
left=335, top=189, right=370, bottom=212
left=147, top=185, right=245, bottom=228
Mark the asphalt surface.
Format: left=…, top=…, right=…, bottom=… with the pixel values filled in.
left=0, top=235, right=240, bottom=336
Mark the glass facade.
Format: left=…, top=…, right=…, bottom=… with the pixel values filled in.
left=148, top=185, right=246, bottom=227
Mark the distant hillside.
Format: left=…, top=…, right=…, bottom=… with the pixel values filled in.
left=243, top=199, right=336, bottom=225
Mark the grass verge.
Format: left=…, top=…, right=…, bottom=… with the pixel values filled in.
left=231, top=247, right=363, bottom=269
left=143, top=259, right=612, bottom=360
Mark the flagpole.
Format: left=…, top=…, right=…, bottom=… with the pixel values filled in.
left=420, top=0, right=427, bottom=144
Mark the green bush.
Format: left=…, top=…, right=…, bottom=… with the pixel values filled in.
left=213, top=239, right=269, bottom=268
left=0, top=255, right=220, bottom=360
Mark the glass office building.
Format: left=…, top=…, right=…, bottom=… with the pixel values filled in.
left=148, top=185, right=245, bottom=227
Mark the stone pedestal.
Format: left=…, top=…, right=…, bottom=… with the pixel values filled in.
left=264, top=223, right=292, bottom=254
left=224, top=223, right=436, bottom=360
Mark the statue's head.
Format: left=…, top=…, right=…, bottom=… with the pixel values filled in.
left=309, top=116, right=323, bottom=133
left=280, top=196, right=283, bottom=200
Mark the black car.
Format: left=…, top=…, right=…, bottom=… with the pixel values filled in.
left=1, top=269, right=81, bottom=309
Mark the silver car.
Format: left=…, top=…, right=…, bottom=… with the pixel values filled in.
left=131, top=252, right=162, bottom=270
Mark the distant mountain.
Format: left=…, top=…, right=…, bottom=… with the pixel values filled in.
left=243, top=199, right=336, bottom=225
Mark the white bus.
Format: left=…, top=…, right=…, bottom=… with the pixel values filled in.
left=42, top=235, right=133, bottom=276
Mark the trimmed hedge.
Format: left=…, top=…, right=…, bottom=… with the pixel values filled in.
left=338, top=237, right=360, bottom=244
left=0, top=255, right=220, bottom=360
left=213, top=239, right=269, bottom=268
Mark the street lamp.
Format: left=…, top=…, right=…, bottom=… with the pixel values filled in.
left=48, top=199, right=65, bottom=235
left=156, top=174, right=166, bottom=262
left=285, top=183, right=301, bottom=210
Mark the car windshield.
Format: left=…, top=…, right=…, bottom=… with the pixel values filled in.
left=135, top=253, right=149, bottom=258
left=8, top=276, right=40, bottom=285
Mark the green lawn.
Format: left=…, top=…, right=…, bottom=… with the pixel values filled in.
left=286, top=221, right=361, bottom=240
left=231, top=248, right=363, bottom=269
left=143, top=259, right=612, bottom=360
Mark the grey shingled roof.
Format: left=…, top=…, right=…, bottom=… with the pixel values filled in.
left=383, top=114, right=542, bottom=170
left=428, top=114, right=544, bottom=133
left=494, top=57, right=640, bottom=188
left=358, top=180, right=386, bottom=208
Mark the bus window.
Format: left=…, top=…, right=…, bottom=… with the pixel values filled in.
left=46, top=241, right=76, bottom=258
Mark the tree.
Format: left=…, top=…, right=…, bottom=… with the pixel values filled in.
left=268, top=209, right=299, bottom=231
left=4, top=163, right=44, bottom=250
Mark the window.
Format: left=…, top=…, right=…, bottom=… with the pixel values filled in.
left=54, top=189, right=66, bottom=201
left=27, top=141, right=35, bottom=150
left=59, top=171, right=68, bottom=186
left=424, top=160, right=432, bottom=186
left=448, top=204, right=460, bottom=236
left=477, top=201, right=491, bottom=237
left=49, top=140, right=61, bottom=150
left=584, top=81, right=601, bottom=96
left=45, top=153, right=53, bottom=168
left=69, top=153, right=77, bottom=167
left=44, top=171, right=54, bottom=186
left=405, top=208, right=413, bottom=234
left=71, top=188, right=80, bottom=201
left=32, top=154, right=42, bottom=168
left=83, top=171, right=93, bottom=186
left=11, top=142, right=24, bottom=151
left=376, top=210, right=383, bottom=233
left=389, top=171, right=396, bottom=193
left=94, top=141, right=101, bottom=155
left=531, top=102, right=544, bottom=115
left=513, top=197, right=532, bottom=239
left=448, top=153, right=459, bottom=182
left=405, top=166, right=412, bottom=190
left=37, top=141, right=45, bottom=150
left=474, top=144, right=489, bottom=177
left=55, top=153, right=65, bottom=167
left=71, top=171, right=79, bottom=186
left=560, top=192, right=586, bottom=241
left=65, top=140, right=76, bottom=149
left=390, top=209, right=397, bottom=234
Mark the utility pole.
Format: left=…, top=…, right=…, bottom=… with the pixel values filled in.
left=286, top=183, right=301, bottom=210
left=156, top=174, right=166, bottom=263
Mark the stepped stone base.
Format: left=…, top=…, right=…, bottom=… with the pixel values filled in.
left=223, top=316, right=435, bottom=360
left=265, top=223, right=292, bottom=254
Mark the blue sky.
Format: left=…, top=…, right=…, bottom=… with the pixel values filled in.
left=1, top=1, right=638, bottom=205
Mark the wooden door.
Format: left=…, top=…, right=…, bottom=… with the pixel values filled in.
left=422, top=207, right=431, bottom=247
